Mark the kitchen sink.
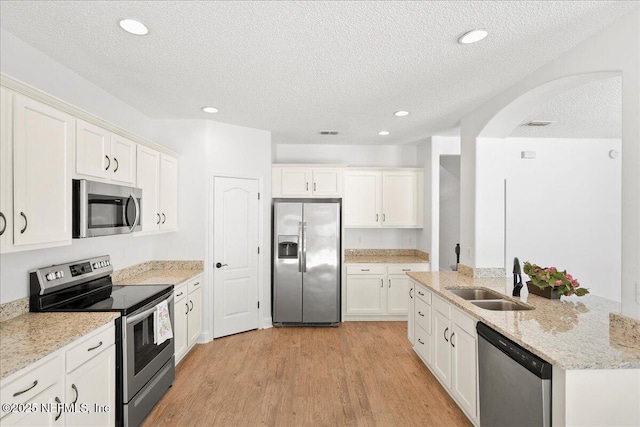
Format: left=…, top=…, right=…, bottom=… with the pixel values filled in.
left=470, top=300, right=533, bottom=311
left=447, top=288, right=504, bottom=301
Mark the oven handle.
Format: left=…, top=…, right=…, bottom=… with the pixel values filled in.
left=128, top=192, right=141, bottom=233
left=126, top=293, right=174, bottom=325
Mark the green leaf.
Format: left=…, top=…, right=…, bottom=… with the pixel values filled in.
left=574, top=288, right=589, bottom=296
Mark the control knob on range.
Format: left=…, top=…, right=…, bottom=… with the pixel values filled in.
left=93, top=262, right=99, bottom=269
left=46, top=273, right=55, bottom=281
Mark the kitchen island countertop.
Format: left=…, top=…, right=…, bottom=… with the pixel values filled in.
left=407, top=271, right=640, bottom=370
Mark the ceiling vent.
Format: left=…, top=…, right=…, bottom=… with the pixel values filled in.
left=521, top=120, right=555, bottom=127
left=319, top=130, right=339, bottom=135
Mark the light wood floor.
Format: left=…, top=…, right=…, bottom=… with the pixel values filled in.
left=143, top=322, right=471, bottom=427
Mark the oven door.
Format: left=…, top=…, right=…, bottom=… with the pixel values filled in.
left=122, top=293, right=175, bottom=402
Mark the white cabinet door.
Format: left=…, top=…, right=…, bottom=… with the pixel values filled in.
left=345, top=275, right=385, bottom=314
left=159, top=154, right=178, bottom=230
left=414, top=324, right=431, bottom=366
left=451, top=323, right=478, bottom=420
left=432, top=308, right=452, bottom=388
left=65, top=344, right=115, bottom=427
left=312, top=168, right=342, bottom=196
left=13, top=94, right=73, bottom=247
left=110, top=134, right=136, bottom=185
left=5, top=383, right=65, bottom=427
left=387, top=275, right=409, bottom=314
left=408, top=280, right=415, bottom=345
left=187, top=286, right=202, bottom=346
left=382, top=171, right=418, bottom=226
left=344, top=171, right=381, bottom=227
left=281, top=168, right=311, bottom=196
left=173, top=287, right=188, bottom=364
left=0, top=87, right=13, bottom=253
left=136, top=145, right=160, bottom=233
left=75, top=119, right=110, bottom=180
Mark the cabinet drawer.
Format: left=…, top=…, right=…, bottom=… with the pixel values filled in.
left=432, top=294, right=451, bottom=319
left=388, top=263, right=429, bottom=275
left=414, top=324, right=431, bottom=365
left=415, top=298, right=431, bottom=333
left=452, top=306, right=477, bottom=336
left=174, top=284, right=188, bottom=302
left=415, top=285, right=431, bottom=304
left=188, top=276, right=202, bottom=294
left=346, top=265, right=385, bottom=275
left=66, top=325, right=115, bottom=373
left=1, top=354, right=62, bottom=415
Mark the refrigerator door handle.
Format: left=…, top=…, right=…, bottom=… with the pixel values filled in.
left=302, top=221, right=307, bottom=272
left=298, top=221, right=303, bottom=272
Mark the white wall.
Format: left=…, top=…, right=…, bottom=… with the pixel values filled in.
left=275, top=143, right=419, bottom=167
left=275, top=143, right=420, bottom=250
left=0, top=28, right=165, bottom=304
left=439, top=156, right=460, bottom=271
left=505, top=137, right=622, bottom=302
left=459, top=9, right=639, bottom=318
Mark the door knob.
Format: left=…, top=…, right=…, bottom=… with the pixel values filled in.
left=216, top=262, right=228, bottom=268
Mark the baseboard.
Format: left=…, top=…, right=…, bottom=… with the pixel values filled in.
left=342, top=315, right=408, bottom=322
left=260, top=317, right=273, bottom=329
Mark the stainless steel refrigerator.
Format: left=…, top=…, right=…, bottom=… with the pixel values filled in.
left=272, top=199, right=341, bottom=325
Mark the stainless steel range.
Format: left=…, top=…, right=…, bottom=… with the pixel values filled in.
left=29, top=255, right=175, bottom=427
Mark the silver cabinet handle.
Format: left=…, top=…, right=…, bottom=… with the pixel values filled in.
left=71, top=384, right=78, bottom=404
left=54, top=397, right=62, bottom=421
left=162, top=213, right=166, bottom=224
left=189, top=300, right=193, bottom=312
left=451, top=332, right=456, bottom=348
left=185, top=303, right=189, bottom=315
left=20, top=212, right=27, bottom=234
left=380, top=279, right=383, bottom=288
left=388, top=279, right=391, bottom=288
left=87, top=341, right=103, bottom=352
left=409, top=288, right=413, bottom=299
left=0, top=212, right=6, bottom=236
left=306, top=182, right=309, bottom=191
left=418, top=338, right=424, bottom=345
left=12, top=380, right=38, bottom=397
left=156, top=213, right=161, bottom=224
left=176, top=292, right=184, bottom=297
left=105, top=155, right=110, bottom=171
left=383, top=213, right=386, bottom=222
left=313, top=182, right=316, bottom=191
left=418, top=311, right=425, bottom=317
left=402, top=269, right=410, bottom=272
left=113, top=157, right=119, bottom=172
left=193, top=282, right=200, bottom=287
left=418, top=291, right=425, bottom=297
left=444, top=327, right=449, bottom=342
left=361, top=269, right=370, bottom=272
left=376, top=214, right=379, bottom=222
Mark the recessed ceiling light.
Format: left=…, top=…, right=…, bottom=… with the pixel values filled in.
left=119, top=19, right=149, bottom=36
left=201, top=106, right=219, bottom=113
left=394, top=111, right=409, bottom=117
left=378, top=131, right=390, bottom=136
left=458, top=29, right=488, bottom=45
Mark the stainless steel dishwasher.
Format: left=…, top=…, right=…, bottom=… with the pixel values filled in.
left=477, top=322, right=552, bottom=427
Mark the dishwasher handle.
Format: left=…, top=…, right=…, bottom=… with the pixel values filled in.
left=476, top=322, right=551, bottom=379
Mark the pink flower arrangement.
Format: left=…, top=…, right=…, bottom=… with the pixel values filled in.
left=523, top=262, right=589, bottom=297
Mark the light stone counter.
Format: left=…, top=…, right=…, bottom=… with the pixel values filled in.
left=112, top=260, right=203, bottom=286
left=344, top=249, right=430, bottom=264
left=407, top=271, right=640, bottom=370
left=0, top=312, right=119, bottom=380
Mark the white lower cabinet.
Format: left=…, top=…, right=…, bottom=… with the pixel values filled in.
left=407, top=281, right=415, bottom=345
left=344, top=263, right=430, bottom=320
left=0, top=323, right=115, bottom=427
left=173, top=274, right=203, bottom=364
left=408, top=282, right=478, bottom=425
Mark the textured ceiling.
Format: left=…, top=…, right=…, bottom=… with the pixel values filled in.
left=0, top=1, right=636, bottom=145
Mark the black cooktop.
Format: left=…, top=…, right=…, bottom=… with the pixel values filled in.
left=80, top=284, right=173, bottom=315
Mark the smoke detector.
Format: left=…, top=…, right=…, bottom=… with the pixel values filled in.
left=521, top=120, right=556, bottom=127
left=319, top=131, right=339, bottom=135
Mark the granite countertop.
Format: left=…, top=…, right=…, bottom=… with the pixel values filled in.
left=344, top=249, right=430, bottom=264
left=407, top=271, right=640, bottom=370
left=111, top=260, right=204, bottom=286
left=0, top=312, right=119, bottom=380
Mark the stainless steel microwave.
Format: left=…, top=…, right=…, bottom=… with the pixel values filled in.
left=72, top=179, right=142, bottom=238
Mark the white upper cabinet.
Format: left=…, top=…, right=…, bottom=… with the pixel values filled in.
left=12, top=93, right=74, bottom=249
left=75, top=119, right=136, bottom=185
left=0, top=87, right=13, bottom=253
left=136, top=145, right=177, bottom=234
left=344, top=168, right=423, bottom=228
left=272, top=165, right=344, bottom=198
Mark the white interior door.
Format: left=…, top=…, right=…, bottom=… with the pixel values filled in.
left=213, top=177, right=260, bottom=338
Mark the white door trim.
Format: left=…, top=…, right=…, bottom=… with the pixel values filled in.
left=203, top=170, right=265, bottom=343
